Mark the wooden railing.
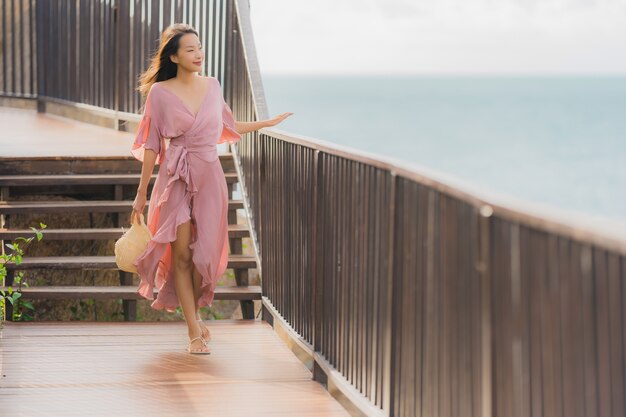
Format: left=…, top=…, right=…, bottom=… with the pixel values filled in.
left=0, top=0, right=36, bottom=97
left=0, top=0, right=242, bottom=129
left=230, top=2, right=626, bottom=417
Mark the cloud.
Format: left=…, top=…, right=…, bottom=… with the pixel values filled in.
left=248, top=0, right=626, bottom=75
left=371, top=0, right=427, bottom=19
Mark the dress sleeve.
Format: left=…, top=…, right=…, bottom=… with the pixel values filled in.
left=216, top=81, right=242, bottom=145
left=131, top=84, right=166, bottom=164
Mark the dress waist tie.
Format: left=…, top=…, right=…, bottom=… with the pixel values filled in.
left=157, top=139, right=218, bottom=208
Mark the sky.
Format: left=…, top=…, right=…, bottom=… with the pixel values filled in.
left=247, top=0, right=626, bottom=75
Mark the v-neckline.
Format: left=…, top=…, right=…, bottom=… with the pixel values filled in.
left=157, top=79, right=212, bottom=119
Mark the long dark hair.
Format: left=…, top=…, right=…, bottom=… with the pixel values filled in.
left=136, top=23, right=201, bottom=109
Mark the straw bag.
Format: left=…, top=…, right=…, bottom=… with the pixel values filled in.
left=114, top=212, right=153, bottom=273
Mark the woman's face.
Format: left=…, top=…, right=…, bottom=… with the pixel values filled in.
left=170, top=33, right=203, bottom=73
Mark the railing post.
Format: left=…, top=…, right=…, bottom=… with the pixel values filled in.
left=113, top=0, right=121, bottom=128
left=224, top=0, right=233, bottom=103
left=1, top=186, right=13, bottom=322
left=478, top=204, right=493, bottom=417
left=383, top=172, right=397, bottom=417
left=312, top=149, right=323, bottom=383
left=260, top=134, right=272, bottom=324
left=35, top=0, right=46, bottom=107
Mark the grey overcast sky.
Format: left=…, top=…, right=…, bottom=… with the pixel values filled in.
left=247, top=0, right=626, bottom=75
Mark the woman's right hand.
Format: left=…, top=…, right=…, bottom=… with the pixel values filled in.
left=131, top=191, right=147, bottom=224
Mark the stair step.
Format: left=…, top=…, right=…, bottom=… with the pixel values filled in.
left=0, top=285, right=261, bottom=301
left=0, top=154, right=236, bottom=175
left=0, top=172, right=238, bottom=186
left=0, top=224, right=251, bottom=240
left=0, top=199, right=245, bottom=214
left=1, top=255, right=257, bottom=270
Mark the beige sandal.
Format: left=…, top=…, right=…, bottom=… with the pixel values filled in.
left=187, top=335, right=211, bottom=354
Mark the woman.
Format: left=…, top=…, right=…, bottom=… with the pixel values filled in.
left=130, top=23, right=292, bottom=354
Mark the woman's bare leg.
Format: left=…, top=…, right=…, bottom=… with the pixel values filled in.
left=172, top=219, right=208, bottom=352
left=192, top=266, right=203, bottom=314
left=192, top=266, right=211, bottom=341
left=190, top=221, right=203, bottom=317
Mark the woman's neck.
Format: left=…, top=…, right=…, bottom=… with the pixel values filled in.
left=175, top=70, right=199, bottom=85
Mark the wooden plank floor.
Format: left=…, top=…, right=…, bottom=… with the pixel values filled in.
left=0, top=106, right=229, bottom=157
left=0, top=320, right=351, bottom=417
left=0, top=106, right=135, bottom=157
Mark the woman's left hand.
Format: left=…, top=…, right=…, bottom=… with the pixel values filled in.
left=265, top=112, right=293, bottom=127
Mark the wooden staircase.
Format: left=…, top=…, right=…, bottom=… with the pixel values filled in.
left=0, top=154, right=259, bottom=321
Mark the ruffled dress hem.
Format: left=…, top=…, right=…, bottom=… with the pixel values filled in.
left=132, top=181, right=227, bottom=312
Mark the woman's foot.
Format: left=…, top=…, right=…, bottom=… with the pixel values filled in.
left=197, top=318, right=212, bottom=343
left=187, top=325, right=211, bottom=354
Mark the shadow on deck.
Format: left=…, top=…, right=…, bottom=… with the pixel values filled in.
left=0, top=320, right=351, bottom=417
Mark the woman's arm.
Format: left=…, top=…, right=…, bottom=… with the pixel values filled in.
left=131, top=148, right=157, bottom=224
left=234, top=112, right=293, bottom=135
left=234, top=120, right=269, bottom=135
left=137, top=149, right=157, bottom=195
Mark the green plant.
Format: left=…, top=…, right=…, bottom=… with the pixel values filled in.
left=106, top=299, right=126, bottom=320
left=0, top=223, right=47, bottom=323
left=209, top=308, right=223, bottom=320
left=69, top=299, right=92, bottom=321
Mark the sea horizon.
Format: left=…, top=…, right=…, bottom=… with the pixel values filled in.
left=260, top=74, right=626, bottom=227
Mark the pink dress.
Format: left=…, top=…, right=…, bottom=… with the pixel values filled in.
left=130, top=76, right=242, bottom=312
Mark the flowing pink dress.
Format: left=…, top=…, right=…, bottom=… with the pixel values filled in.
left=129, top=76, right=242, bottom=312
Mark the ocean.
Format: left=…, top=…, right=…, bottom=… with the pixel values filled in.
left=261, top=74, right=626, bottom=225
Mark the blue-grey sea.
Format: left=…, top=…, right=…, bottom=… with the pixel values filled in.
left=262, top=75, right=626, bottom=224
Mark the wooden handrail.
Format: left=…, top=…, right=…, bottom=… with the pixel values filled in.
left=259, top=127, right=626, bottom=255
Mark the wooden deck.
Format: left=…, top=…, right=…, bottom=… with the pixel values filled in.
left=0, top=106, right=134, bottom=157
left=0, top=106, right=228, bottom=157
left=0, top=320, right=351, bottom=417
